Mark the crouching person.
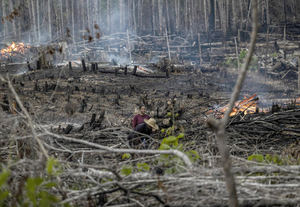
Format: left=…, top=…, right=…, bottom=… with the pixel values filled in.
left=128, top=118, right=159, bottom=149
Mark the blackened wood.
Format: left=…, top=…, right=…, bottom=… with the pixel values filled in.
left=1, top=95, right=9, bottom=112
left=124, top=66, right=128, bottom=75
left=36, top=60, right=41, bottom=70
left=92, top=63, right=97, bottom=73
left=90, top=113, right=96, bottom=126
left=82, top=59, right=87, bottom=72
left=27, top=61, right=32, bottom=71
left=133, top=65, right=137, bottom=75
left=64, top=124, right=73, bottom=134
left=69, top=61, right=72, bottom=70
left=79, top=99, right=87, bottom=113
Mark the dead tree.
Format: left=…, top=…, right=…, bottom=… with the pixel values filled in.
left=207, top=1, right=258, bottom=206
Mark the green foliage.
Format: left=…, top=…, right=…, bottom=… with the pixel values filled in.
left=186, top=150, right=201, bottom=163
left=239, top=49, right=247, bottom=60
left=164, top=126, right=175, bottom=136
left=248, top=154, right=264, bottom=162
left=177, top=133, right=184, bottom=139
left=0, top=161, right=70, bottom=207
left=25, top=177, right=59, bottom=207
left=0, top=169, right=10, bottom=205
left=159, top=133, right=184, bottom=149
left=158, top=132, right=200, bottom=173
left=159, top=143, right=171, bottom=150
left=137, top=163, right=150, bottom=172
left=271, top=52, right=278, bottom=58
left=46, top=157, right=62, bottom=176
left=247, top=153, right=286, bottom=165
left=121, top=153, right=131, bottom=160
left=120, top=165, right=133, bottom=176
left=120, top=162, right=150, bottom=176
left=224, top=49, right=258, bottom=71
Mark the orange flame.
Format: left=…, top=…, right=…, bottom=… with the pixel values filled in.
left=207, top=94, right=258, bottom=118
left=1, top=42, right=30, bottom=58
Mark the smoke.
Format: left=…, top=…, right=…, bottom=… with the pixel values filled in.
left=15, top=66, right=28, bottom=76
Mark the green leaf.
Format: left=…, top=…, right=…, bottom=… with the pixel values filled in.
left=122, top=153, right=131, bottom=160
left=272, top=155, right=283, bottom=165
left=39, top=191, right=58, bottom=206
left=176, top=144, right=184, bottom=151
left=120, top=165, right=133, bottom=176
left=43, top=182, right=57, bottom=189
left=265, top=154, right=272, bottom=163
left=177, top=133, right=184, bottom=139
left=164, top=136, right=177, bottom=144
left=46, top=157, right=59, bottom=176
left=137, top=163, right=150, bottom=172
left=0, top=169, right=10, bottom=187
left=186, top=150, right=200, bottom=162
left=0, top=190, right=9, bottom=201
left=159, top=143, right=171, bottom=150
left=26, top=177, right=43, bottom=205
left=247, top=154, right=264, bottom=163
left=167, top=112, right=172, bottom=117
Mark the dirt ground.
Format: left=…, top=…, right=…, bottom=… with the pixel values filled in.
left=1, top=60, right=300, bottom=206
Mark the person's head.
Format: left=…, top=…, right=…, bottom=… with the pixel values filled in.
left=139, top=105, right=146, bottom=115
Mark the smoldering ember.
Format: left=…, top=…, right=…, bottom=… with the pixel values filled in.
left=1, top=0, right=300, bottom=206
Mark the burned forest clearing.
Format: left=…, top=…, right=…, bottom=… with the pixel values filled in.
left=1, top=0, right=300, bottom=206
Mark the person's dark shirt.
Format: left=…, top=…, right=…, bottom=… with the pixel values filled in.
left=134, top=123, right=152, bottom=135
left=132, top=114, right=150, bottom=128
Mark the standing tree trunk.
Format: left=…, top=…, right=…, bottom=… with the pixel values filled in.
left=204, top=0, right=208, bottom=32
left=214, top=0, right=217, bottom=30
left=107, top=0, right=111, bottom=34
left=36, top=0, right=40, bottom=42
left=239, top=0, right=244, bottom=31
left=27, top=0, right=32, bottom=42
left=152, top=0, right=157, bottom=35
left=71, top=0, right=75, bottom=43
left=60, top=0, right=64, bottom=38
left=87, top=0, right=90, bottom=32
left=232, top=0, right=238, bottom=33
left=48, top=0, right=52, bottom=41
left=81, top=0, right=85, bottom=38
left=1, top=0, right=7, bottom=41
left=9, top=0, right=17, bottom=40
left=166, top=0, right=171, bottom=35
left=298, top=55, right=300, bottom=94
left=30, top=0, right=37, bottom=41
left=175, top=0, right=180, bottom=33
left=158, top=0, right=163, bottom=35
left=120, top=0, right=124, bottom=31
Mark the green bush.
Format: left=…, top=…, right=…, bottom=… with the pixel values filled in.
left=0, top=158, right=70, bottom=207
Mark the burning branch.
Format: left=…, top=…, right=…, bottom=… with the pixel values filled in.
left=0, top=42, right=30, bottom=59
left=207, top=0, right=258, bottom=207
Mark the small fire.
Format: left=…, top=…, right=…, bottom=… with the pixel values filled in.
left=0, top=42, right=30, bottom=58
left=207, top=94, right=300, bottom=119
left=207, top=94, right=258, bottom=118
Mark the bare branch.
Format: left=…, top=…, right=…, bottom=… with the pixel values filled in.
left=207, top=0, right=258, bottom=207
left=41, top=128, right=193, bottom=169
left=1, top=74, right=49, bottom=159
